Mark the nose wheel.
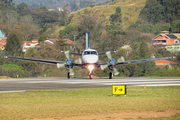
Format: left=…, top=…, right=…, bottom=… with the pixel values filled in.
left=89, top=73, right=93, bottom=79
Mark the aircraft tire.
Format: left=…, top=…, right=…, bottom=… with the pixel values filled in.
left=67, top=72, right=70, bottom=79
left=89, top=74, right=93, bottom=79
left=109, top=72, right=112, bottom=79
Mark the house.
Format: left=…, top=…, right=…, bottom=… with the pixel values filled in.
left=166, top=44, right=180, bottom=53
left=153, top=59, right=177, bottom=68
left=48, top=9, right=55, bottom=11
left=173, top=33, right=180, bottom=43
left=43, top=38, right=75, bottom=49
left=22, top=39, right=39, bottom=52
left=152, top=31, right=178, bottom=49
left=0, top=39, right=7, bottom=50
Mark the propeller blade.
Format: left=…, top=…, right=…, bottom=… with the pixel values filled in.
left=75, top=58, right=82, bottom=64
left=113, top=68, right=119, bottom=76
left=57, top=63, right=64, bottom=68
left=117, top=56, right=125, bottom=62
left=106, top=51, right=112, bottom=59
left=69, top=68, right=74, bottom=76
left=100, top=64, right=108, bottom=70
left=64, top=51, right=70, bottom=59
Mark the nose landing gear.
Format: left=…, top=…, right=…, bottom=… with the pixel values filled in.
left=89, top=73, right=93, bottom=79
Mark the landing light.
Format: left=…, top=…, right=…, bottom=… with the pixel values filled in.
left=88, top=65, right=94, bottom=73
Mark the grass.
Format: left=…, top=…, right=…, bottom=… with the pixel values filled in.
left=0, top=86, right=180, bottom=120
left=69, top=0, right=147, bottom=29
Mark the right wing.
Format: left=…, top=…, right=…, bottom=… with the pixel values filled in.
left=116, top=56, right=175, bottom=65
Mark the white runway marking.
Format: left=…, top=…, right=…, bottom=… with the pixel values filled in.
left=0, top=90, right=26, bottom=93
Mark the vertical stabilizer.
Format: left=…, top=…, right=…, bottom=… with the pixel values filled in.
left=86, top=32, right=89, bottom=50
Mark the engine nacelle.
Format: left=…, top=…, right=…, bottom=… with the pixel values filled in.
left=108, top=59, right=116, bottom=65
left=65, top=59, right=73, bottom=69
left=107, top=59, right=116, bottom=70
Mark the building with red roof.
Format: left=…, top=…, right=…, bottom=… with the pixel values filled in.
left=153, top=59, right=177, bottom=68
left=152, top=31, right=178, bottom=49
left=0, top=37, right=7, bottom=50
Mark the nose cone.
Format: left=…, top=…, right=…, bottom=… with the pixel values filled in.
left=84, top=55, right=98, bottom=63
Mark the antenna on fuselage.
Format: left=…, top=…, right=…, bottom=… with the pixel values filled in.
left=86, top=32, right=90, bottom=50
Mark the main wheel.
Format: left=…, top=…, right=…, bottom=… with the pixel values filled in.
left=67, top=72, right=70, bottom=79
left=109, top=72, right=112, bottom=79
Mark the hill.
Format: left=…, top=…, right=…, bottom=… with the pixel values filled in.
left=69, top=0, right=147, bottom=29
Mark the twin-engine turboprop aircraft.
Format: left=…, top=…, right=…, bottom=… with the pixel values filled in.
left=3, top=32, right=175, bottom=79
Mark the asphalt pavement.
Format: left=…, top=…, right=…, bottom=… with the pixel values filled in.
left=0, top=78, right=180, bottom=92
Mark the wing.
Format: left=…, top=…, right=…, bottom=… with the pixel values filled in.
left=5, top=56, right=64, bottom=64
left=116, top=56, right=175, bottom=65
left=73, top=63, right=83, bottom=67
left=70, top=52, right=82, bottom=55
left=98, top=51, right=116, bottom=55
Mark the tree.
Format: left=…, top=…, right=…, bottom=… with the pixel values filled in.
left=170, top=20, right=180, bottom=33
left=31, top=9, right=60, bottom=27
left=16, top=3, right=28, bottom=14
left=139, top=0, right=165, bottom=24
left=0, top=0, right=14, bottom=7
left=109, top=7, right=122, bottom=23
left=20, top=15, right=38, bottom=41
left=75, top=9, right=108, bottom=51
left=5, top=33, right=23, bottom=56
left=140, top=0, right=180, bottom=24
left=38, top=35, right=50, bottom=43
left=139, top=40, right=148, bottom=58
left=70, top=0, right=79, bottom=12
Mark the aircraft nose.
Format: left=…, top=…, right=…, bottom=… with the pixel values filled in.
left=85, top=56, right=98, bottom=63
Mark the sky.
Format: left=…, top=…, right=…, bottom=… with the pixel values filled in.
left=0, top=30, right=5, bottom=37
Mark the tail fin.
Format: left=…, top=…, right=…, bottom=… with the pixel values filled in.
left=86, top=32, right=89, bottom=50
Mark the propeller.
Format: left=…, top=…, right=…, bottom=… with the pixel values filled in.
left=74, top=57, right=82, bottom=64
left=69, top=68, right=74, bottom=76
left=57, top=63, right=64, bottom=68
left=101, top=51, right=124, bottom=76
left=57, top=51, right=74, bottom=76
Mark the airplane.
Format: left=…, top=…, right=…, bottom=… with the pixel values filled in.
left=3, top=32, right=176, bottom=79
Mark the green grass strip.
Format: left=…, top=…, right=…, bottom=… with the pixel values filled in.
left=0, top=86, right=180, bottom=120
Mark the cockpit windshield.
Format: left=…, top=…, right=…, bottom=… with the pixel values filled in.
left=84, top=51, right=97, bottom=55
left=91, top=51, right=97, bottom=55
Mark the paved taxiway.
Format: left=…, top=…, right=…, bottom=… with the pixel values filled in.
left=0, top=78, right=180, bottom=92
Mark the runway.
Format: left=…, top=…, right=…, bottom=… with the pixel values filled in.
left=0, top=78, right=180, bottom=92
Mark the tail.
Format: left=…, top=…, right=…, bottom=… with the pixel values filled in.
left=86, top=32, right=90, bottom=50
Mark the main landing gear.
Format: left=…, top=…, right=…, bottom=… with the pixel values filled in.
left=67, top=72, right=70, bottom=79
left=109, top=72, right=113, bottom=79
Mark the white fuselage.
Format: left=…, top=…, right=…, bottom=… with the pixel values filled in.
left=82, top=48, right=99, bottom=64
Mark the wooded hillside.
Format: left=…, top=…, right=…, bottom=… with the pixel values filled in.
left=0, top=0, right=180, bottom=78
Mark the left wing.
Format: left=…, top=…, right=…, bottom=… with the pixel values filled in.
left=116, top=56, right=175, bottom=65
